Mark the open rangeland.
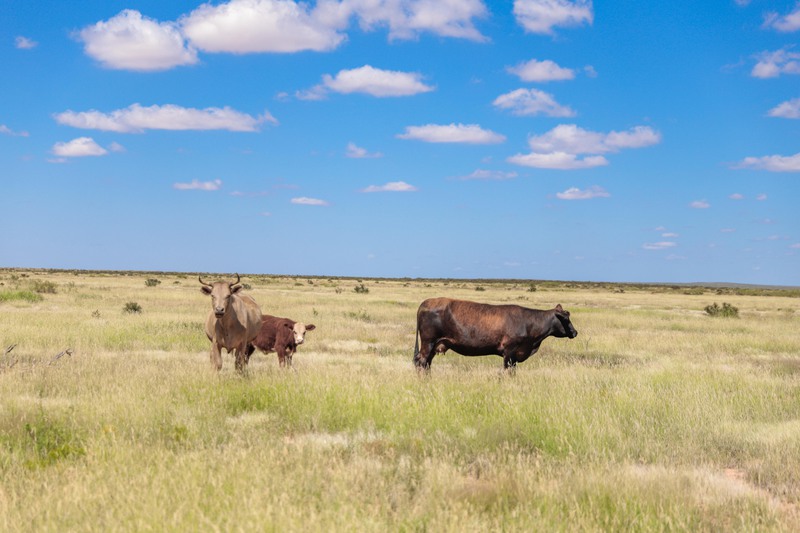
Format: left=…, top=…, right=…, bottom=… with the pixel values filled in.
left=1, top=270, right=799, bottom=531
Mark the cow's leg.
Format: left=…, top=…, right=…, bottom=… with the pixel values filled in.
left=234, top=345, right=248, bottom=373
left=244, top=343, right=255, bottom=363
left=210, top=343, right=223, bottom=371
left=414, top=338, right=436, bottom=370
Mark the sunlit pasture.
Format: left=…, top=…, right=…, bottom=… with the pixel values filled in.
left=1, top=269, right=799, bottom=531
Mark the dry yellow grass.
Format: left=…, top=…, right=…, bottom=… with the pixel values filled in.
left=1, top=269, right=799, bottom=531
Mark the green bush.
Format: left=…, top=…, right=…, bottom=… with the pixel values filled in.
left=354, top=283, right=369, bottom=294
left=145, top=278, right=161, bottom=287
left=123, top=301, right=143, bottom=314
left=704, top=302, right=739, bottom=318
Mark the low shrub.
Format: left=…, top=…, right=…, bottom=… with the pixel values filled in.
left=145, top=278, right=161, bottom=287
left=354, top=283, right=369, bottom=294
left=705, top=302, right=739, bottom=318
left=31, top=280, right=58, bottom=294
left=123, top=301, right=143, bottom=314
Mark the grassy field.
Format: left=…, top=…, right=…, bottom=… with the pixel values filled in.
left=1, top=269, right=799, bottom=531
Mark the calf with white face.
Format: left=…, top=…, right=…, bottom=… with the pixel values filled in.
left=246, top=315, right=316, bottom=367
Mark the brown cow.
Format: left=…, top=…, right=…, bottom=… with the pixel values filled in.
left=414, top=297, right=577, bottom=370
left=200, top=274, right=262, bottom=372
left=246, top=315, right=316, bottom=367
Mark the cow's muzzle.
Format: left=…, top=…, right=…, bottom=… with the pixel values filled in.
left=214, top=309, right=225, bottom=318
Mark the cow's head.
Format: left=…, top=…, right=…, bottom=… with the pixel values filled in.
left=199, top=274, right=242, bottom=318
left=552, top=304, right=578, bottom=339
left=291, top=322, right=316, bottom=345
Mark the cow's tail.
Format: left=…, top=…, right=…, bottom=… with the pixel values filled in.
left=413, top=320, right=420, bottom=367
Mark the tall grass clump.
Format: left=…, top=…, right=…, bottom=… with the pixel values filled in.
left=0, top=290, right=43, bottom=303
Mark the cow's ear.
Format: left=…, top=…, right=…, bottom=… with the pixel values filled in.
left=305, top=324, right=316, bottom=331
left=230, top=284, right=243, bottom=294
left=201, top=286, right=212, bottom=295
left=555, top=304, right=563, bottom=312
left=283, top=322, right=293, bottom=329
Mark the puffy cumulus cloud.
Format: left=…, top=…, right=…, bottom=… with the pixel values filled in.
left=689, top=200, right=710, bottom=209
left=507, top=58, right=575, bottom=82
left=78, top=10, right=198, bottom=71
left=508, top=124, right=660, bottom=169
left=344, top=0, right=489, bottom=41
left=455, top=169, right=518, bottom=180
left=15, top=36, right=38, bottom=49
left=555, top=185, right=609, bottom=200
left=181, top=0, right=346, bottom=53
left=291, top=196, right=329, bottom=206
left=54, top=103, right=276, bottom=133
left=51, top=137, right=108, bottom=157
left=526, top=124, right=661, bottom=154
left=642, top=241, right=677, bottom=251
left=508, top=152, right=607, bottom=169
left=513, top=0, right=593, bottom=35
left=360, top=181, right=417, bottom=192
left=397, top=123, right=506, bottom=144
left=493, top=88, right=575, bottom=117
left=734, top=152, right=800, bottom=172
left=173, top=179, right=223, bottom=191
left=763, top=4, right=800, bottom=32
left=346, top=142, right=383, bottom=158
left=751, top=48, right=800, bottom=78
left=319, top=65, right=434, bottom=97
left=768, top=97, right=800, bottom=118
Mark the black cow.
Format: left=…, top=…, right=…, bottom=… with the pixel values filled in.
left=413, top=297, right=578, bottom=370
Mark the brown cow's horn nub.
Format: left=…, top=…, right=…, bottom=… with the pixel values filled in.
left=199, top=275, right=212, bottom=287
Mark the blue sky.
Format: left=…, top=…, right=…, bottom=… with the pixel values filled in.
left=2, top=0, right=799, bottom=285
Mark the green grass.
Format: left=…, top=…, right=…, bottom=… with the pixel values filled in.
left=0, top=269, right=798, bottom=531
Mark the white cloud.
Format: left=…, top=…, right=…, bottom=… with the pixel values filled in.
left=751, top=48, right=800, bottom=78
left=493, top=88, right=575, bottom=117
left=455, top=169, right=518, bottom=180
left=768, top=97, right=800, bottom=118
left=690, top=200, right=710, bottom=209
left=360, top=181, right=417, bottom=192
left=0, top=125, right=29, bottom=137
left=526, top=124, right=661, bottom=154
left=291, top=197, right=329, bottom=206
left=513, top=0, right=593, bottom=35
left=642, top=242, right=677, bottom=251
left=51, top=137, right=108, bottom=157
left=662, top=232, right=679, bottom=238
left=54, top=103, right=276, bottom=133
left=345, top=0, right=489, bottom=42
left=15, top=36, right=38, bottom=49
left=318, top=65, right=434, bottom=97
left=757, top=193, right=768, bottom=201
left=729, top=193, right=745, bottom=200
left=791, top=243, right=800, bottom=249
left=508, top=124, right=659, bottom=169
left=78, top=10, right=198, bottom=71
left=507, top=59, right=575, bottom=82
left=763, top=4, right=800, bottom=32
left=397, top=123, right=505, bottom=144
left=346, top=142, right=382, bottom=158
left=508, top=152, right=607, bottom=169
left=734, top=152, right=800, bottom=172
left=173, top=179, right=223, bottom=191
left=181, top=0, right=347, bottom=53
left=556, top=185, right=610, bottom=200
